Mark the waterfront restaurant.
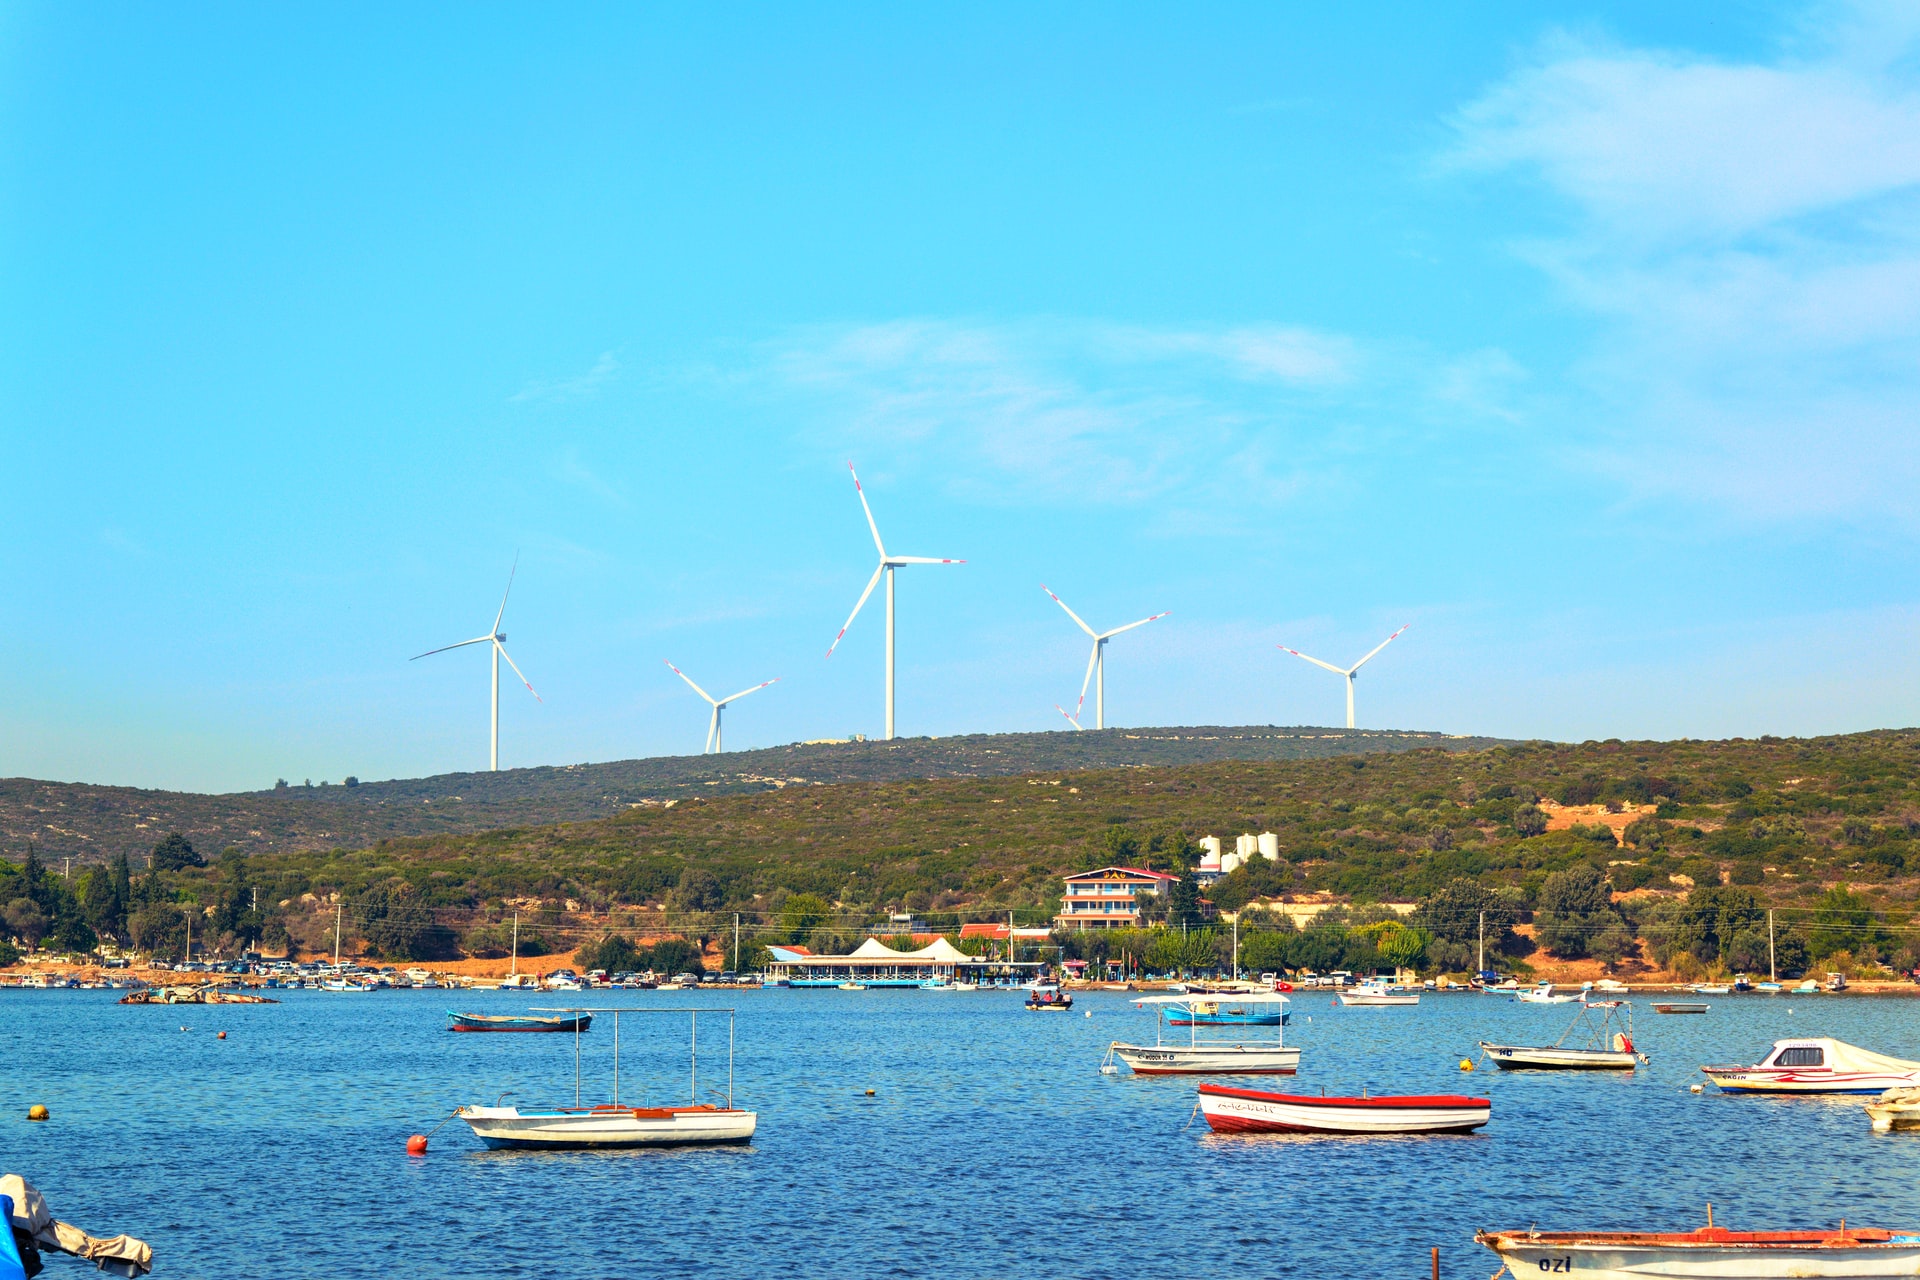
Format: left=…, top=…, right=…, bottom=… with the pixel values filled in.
left=764, top=937, right=1043, bottom=987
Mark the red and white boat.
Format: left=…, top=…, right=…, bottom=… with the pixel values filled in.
left=1478, top=1216, right=1920, bottom=1280
left=1701, top=1038, right=1920, bottom=1094
left=1195, top=1083, right=1490, bottom=1135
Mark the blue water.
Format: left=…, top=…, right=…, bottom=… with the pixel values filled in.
left=9, top=988, right=1920, bottom=1278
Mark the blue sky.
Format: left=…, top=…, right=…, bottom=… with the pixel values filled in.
left=5, top=2, right=1920, bottom=791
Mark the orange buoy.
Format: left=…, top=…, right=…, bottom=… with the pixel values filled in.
left=217, top=1031, right=227, bottom=1040
left=406, top=1134, right=428, bottom=1155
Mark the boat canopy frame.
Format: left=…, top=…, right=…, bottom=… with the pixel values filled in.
left=531, top=1005, right=739, bottom=1112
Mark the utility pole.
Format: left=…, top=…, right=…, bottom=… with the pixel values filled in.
left=511, top=912, right=519, bottom=977
left=64, top=857, right=70, bottom=881
left=1008, top=911, right=1015, bottom=973
left=1478, top=911, right=1485, bottom=975
left=733, top=913, right=741, bottom=973
left=1232, top=916, right=1240, bottom=981
left=333, top=903, right=342, bottom=967
left=183, top=908, right=192, bottom=964
left=1768, top=909, right=1777, bottom=983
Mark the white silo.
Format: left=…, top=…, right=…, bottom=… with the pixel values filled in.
left=1222, top=851, right=1243, bottom=874
left=1258, top=832, right=1280, bottom=860
left=1199, top=835, right=1223, bottom=861
left=1235, top=833, right=1258, bottom=859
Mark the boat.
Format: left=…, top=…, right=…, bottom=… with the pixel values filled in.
left=1025, top=985, right=1074, bottom=1011
left=1827, top=972, right=1850, bottom=992
left=1756, top=982, right=1784, bottom=993
left=1164, top=997, right=1288, bottom=1027
left=1653, top=1002, right=1709, bottom=1014
left=1593, top=979, right=1630, bottom=994
left=1195, top=1083, right=1491, bottom=1135
left=455, top=1005, right=755, bottom=1149
left=1703, top=1038, right=1920, bottom=1094
left=1338, top=979, right=1419, bottom=1006
left=1867, top=1086, right=1920, bottom=1133
left=1477, top=1211, right=1920, bottom=1280
left=1732, top=974, right=1754, bottom=992
left=1515, top=980, right=1582, bottom=1005
left=1479, top=1000, right=1647, bottom=1070
left=1691, top=983, right=1732, bottom=995
left=1793, top=979, right=1819, bottom=993
left=837, top=981, right=867, bottom=991
left=320, top=978, right=373, bottom=993
left=1106, top=993, right=1297, bottom=1076
left=498, top=973, right=539, bottom=989
left=447, top=1010, right=593, bottom=1034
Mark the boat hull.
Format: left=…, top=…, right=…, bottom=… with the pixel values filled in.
left=1479, top=1043, right=1638, bottom=1070
left=1703, top=1068, right=1920, bottom=1095
left=1337, top=993, right=1419, bottom=1006
left=447, top=1012, right=592, bottom=1033
left=1110, top=1042, right=1300, bottom=1075
left=1196, top=1084, right=1489, bottom=1134
left=1479, top=1229, right=1920, bottom=1280
left=457, top=1105, right=756, bottom=1149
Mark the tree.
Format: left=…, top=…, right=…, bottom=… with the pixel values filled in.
left=5, top=898, right=48, bottom=952
left=1534, top=864, right=1619, bottom=958
left=1589, top=923, right=1637, bottom=970
left=1513, top=805, right=1549, bottom=837
left=1808, top=887, right=1884, bottom=962
left=150, top=833, right=204, bottom=872
left=1167, top=872, right=1204, bottom=930
left=83, top=854, right=129, bottom=941
left=672, top=868, right=724, bottom=912
left=355, top=882, right=460, bottom=961
left=1412, top=879, right=1521, bottom=961
left=576, top=933, right=639, bottom=972
left=643, top=938, right=706, bottom=975
left=779, top=893, right=832, bottom=945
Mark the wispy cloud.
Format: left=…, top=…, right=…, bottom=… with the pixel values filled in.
left=1445, top=13, right=1920, bottom=523
left=549, top=447, right=627, bottom=507
left=510, top=350, right=621, bottom=403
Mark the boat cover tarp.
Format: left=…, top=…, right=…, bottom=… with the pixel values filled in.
left=1796, top=1038, right=1920, bottom=1073
left=0, top=1176, right=152, bottom=1277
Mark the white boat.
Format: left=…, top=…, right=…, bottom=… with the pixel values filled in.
left=1691, top=983, right=1732, bottom=995
left=1793, top=979, right=1819, bottom=993
left=1515, top=980, right=1582, bottom=1005
left=1480, top=1001, right=1647, bottom=1070
left=1478, top=1216, right=1920, bottom=1280
left=498, top=973, right=538, bottom=989
left=1593, top=979, right=1630, bottom=994
left=458, top=1103, right=755, bottom=1148
left=1107, top=993, right=1298, bottom=1076
left=1703, top=1038, right=1920, bottom=1094
left=320, top=978, right=373, bottom=993
left=838, top=981, right=867, bottom=991
left=1867, top=1086, right=1920, bottom=1133
left=456, top=1005, right=755, bottom=1150
left=1196, top=1083, right=1490, bottom=1135
left=1756, top=982, right=1784, bottom=993
left=1338, top=980, right=1419, bottom=1006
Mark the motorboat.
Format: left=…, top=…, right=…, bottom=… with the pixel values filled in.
left=1793, top=979, right=1819, bottom=993
left=1164, top=997, right=1287, bottom=1027
left=1827, top=972, right=1850, bottom=992
left=1732, top=974, right=1755, bottom=992
left=837, top=981, right=867, bottom=991
left=455, top=1005, right=755, bottom=1149
left=1480, top=1000, right=1647, bottom=1071
left=1025, top=985, right=1073, bottom=1011
left=447, top=1010, right=593, bottom=1033
left=498, top=973, right=539, bottom=989
left=1690, top=983, right=1732, bottom=996
left=1515, top=980, right=1582, bottom=1005
left=1196, top=1083, right=1490, bottom=1135
left=1338, top=980, right=1419, bottom=1007
left=320, top=978, right=373, bottom=993
left=1654, top=1002, right=1709, bottom=1014
left=1478, top=1213, right=1920, bottom=1280
left=1593, top=979, right=1630, bottom=994
left=1703, top=1038, right=1920, bottom=1094
left=1867, top=1086, right=1920, bottom=1133
left=1106, top=993, right=1297, bottom=1076
left=1756, top=982, right=1785, bottom=993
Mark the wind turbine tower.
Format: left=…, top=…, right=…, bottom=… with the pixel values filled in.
left=1278, top=623, right=1410, bottom=729
left=663, top=661, right=779, bottom=754
left=1042, top=586, right=1169, bottom=730
left=824, top=462, right=964, bottom=740
left=411, top=559, right=543, bottom=771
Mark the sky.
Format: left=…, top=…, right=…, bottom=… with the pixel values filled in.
left=5, top=2, right=1920, bottom=793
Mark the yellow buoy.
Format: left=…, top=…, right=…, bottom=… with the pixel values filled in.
left=1459, top=1058, right=1474, bottom=1072
left=27, top=1105, right=49, bottom=1121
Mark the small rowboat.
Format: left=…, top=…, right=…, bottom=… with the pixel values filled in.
left=458, top=1103, right=754, bottom=1148
left=1704, top=1038, right=1920, bottom=1094
left=447, top=1010, right=592, bottom=1033
left=1108, top=992, right=1295, bottom=1075
left=1025, top=986, right=1074, bottom=1011
left=1653, top=1002, right=1709, bottom=1014
left=1478, top=1214, right=1920, bottom=1280
left=1196, top=1083, right=1491, bottom=1135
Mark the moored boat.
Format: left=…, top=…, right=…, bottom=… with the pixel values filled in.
left=458, top=1103, right=755, bottom=1148
left=1196, top=1083, right=1490, bottom=1135
left=1703, top=1038, right=1920, bottom=1094
left=1338, top=980, right=1419, bottom=1006
left=1107, top=992, right=1295, bottom=1075
left=447, top=1010, right=592, bottom=1033
left=1477, top=1215, right=1920, bottom=1280
left=1866, top=1086, right=1920, bottom=1133
left=1479, top=1000, right=1646, bottom=1070
left=1515, top=980, right=1583, bottom=1005
left=1164, top=997, right=1287, bottom=1027
left=1653, top=1002, right=1709, bottom=1014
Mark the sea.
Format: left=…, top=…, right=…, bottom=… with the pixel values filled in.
left=9, top=985, right=1920, bottom=1278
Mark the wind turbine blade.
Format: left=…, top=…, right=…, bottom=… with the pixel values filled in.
left=492, top=554, right=520, bottom=634
left=1041, top=585, right=1098, bottom=638
left=825, top=563, right=886, bottom=658
left=663, top=659, right=717, bottom=706
left=1349, top=623, right=1412, bottom=673
left=1100, top=610, right=1170, bottom=639
left=718, top=677, right=780, bottom=706
left=1278, top=645, right=1348, bottom=676
left=848, top=461, right=887, bottom=560
left=891, top=556, right=965, bottom=565
left=410, top=636, right=494, bottom=660
left=1076, top=640, right=1100, bottom=718
left=705, top=706, right=719, bottom=754
left=1054, top=703, right=1083, bottom=731
left=495, top=642, right=542, bottom=702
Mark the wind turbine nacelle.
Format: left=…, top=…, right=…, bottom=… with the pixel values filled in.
left=494, top=633, right=506, bottom=643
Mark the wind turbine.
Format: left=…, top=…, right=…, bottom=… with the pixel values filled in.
left=411, top=559, right=542, bottom=771
left=1042, top=586, right=1169, bottom=731
left=1278, top=623, right=1410, bottom=729
left=663, top=661, right=779, bottom=754
left=824, top=462, right=963, bottom=740
left=1054, top=703, right=1084, bottom=731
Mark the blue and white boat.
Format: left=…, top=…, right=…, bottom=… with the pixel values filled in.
left=1163, top=996, right=1289, bottom=1027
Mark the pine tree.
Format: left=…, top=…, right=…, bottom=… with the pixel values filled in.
left=1168, top=871, right=1203, bottom=930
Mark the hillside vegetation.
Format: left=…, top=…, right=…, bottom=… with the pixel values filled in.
left=9, top=729, right=1920, bottom=981
left=0, top=725, right=1498, bottom=863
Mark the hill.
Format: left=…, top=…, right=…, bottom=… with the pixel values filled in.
left=0, top=725, right=1501, bottom=864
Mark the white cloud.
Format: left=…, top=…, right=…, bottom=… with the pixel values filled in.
left=510, top=351, right=620, bottom=403
left=1447, top=14, right=1920, bottom=524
